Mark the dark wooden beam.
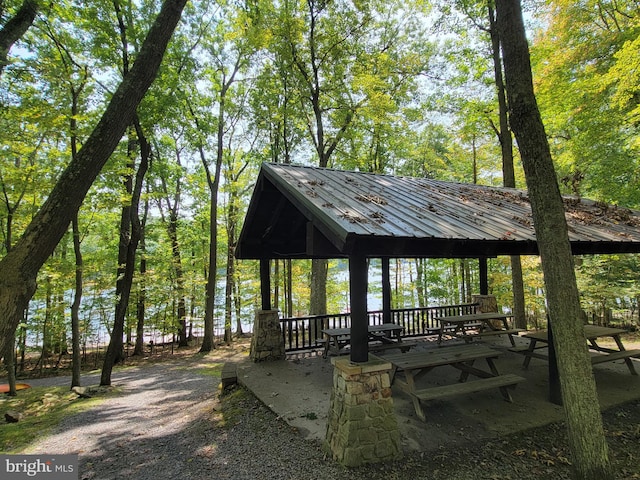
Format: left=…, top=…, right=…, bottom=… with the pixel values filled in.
left=349, top=254, right=369, bottom=363
left=382, top=258, right=391, bottom=324
left=260, top=258, right=271, bottom=310
left=479, top=258, right=488, bottom=295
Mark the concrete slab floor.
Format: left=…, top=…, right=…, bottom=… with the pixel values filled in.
left=236, top=335, right=640, bottom=453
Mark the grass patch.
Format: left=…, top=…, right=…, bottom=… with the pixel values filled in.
left=196, top=363, right=223, bottom=377
left=0, top=385, right=114, bottom=453
left=214, top=387, right=253, bottom=428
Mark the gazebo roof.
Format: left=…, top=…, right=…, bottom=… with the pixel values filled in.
left=236, top=163, right=640, bottom=260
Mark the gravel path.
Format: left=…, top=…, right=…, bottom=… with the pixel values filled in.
left=22, top=355, right=225, bottom=479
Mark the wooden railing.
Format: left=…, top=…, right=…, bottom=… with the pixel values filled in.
left=280, top=303, right=479, bottom=352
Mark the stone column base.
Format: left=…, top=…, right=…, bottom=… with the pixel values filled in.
left=250, top=310, right=285, bottom=362
left=471, top=294, right=498, bottom=313
left=472, top=294, right=500, bottom=328
left=324, top=355, right=402, bottom=466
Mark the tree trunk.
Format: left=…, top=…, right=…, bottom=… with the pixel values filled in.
left=223, top=201, right=237, bottom=344
left=3, top=335, right=16, bottom=396
left=495, top=2, right=612, bottom=478
left=286, top=259, right=293, bottom=317
left=310, top=258, right=328, bottom=341
left=0, top=0, right=188, bottom=358
left=199, top=183, right=218, bottom=352
left=111, top=128, right=136, bottom=365
left=166, top=213, right=188, bottom=347
left=488, top=3, right=527, bottom=330
left=223, top=257, right=234, bottom=344
left=71, top=215, right=82, bottom=388
left=0, top=0, right=39, bottom=75
left=414, top=259, right=426, bottom=308
left=273, top=258, right=280, bottom=311
left=101, top=119, right=150, bottom=386
left=133, top=219, right=147, bottom=356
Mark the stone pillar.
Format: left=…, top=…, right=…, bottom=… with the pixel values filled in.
left=324, top=356, right=402, bottom=467
left=250, top=310, right=285, bottom=362
left=471, top=294, right=498, bottom=313
left=471, top=294, right=500, bottom=328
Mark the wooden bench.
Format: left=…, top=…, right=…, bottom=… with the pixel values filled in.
left=369, top=340, right=417, bottom=354
left=463, top=328, right=526, bottom=347
left=590, top=349, right=640, bottom=365
left=412, top=373, right=526, bottom=402
left=426, top=322, right=483, bottom=339
left=474, top=328, right=526, bottom=338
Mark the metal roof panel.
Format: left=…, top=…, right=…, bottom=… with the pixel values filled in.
left=236, top=163, right=640, bottom=259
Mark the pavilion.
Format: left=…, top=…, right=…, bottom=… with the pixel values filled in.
left=235, top=162, right=640, bottom=465
left=237, top=162, right=640, bottom=361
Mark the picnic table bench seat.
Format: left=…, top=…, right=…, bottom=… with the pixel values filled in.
left=426, top=322, right=483, bottom=336
left=410, top=373, right=525, bottom=402
left=590, top=349, right=640, bottom=365
left=369, top=340, right=417, bottom=354
left=471, top=328, right=527, bottom=338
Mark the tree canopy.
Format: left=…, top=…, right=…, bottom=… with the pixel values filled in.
left=0, top=1, right=638, bottom=473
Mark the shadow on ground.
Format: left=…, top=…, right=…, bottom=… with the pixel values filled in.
left=237, top=335, right=640, bottom=453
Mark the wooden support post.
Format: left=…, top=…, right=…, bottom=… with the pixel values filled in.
left=382, top=257, right=391, bottom=324
left=479, top=257, right=489, bottom=295
left=260, top=258, right=271, bottom=311
left=349, top=254, right=368, bottom=363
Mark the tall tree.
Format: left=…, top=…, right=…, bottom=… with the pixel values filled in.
left=190, top=0, right=261, bottom=350
left=101, top=118, right=150, bottom=386
left=154, top=134, right=189, bottom=348
left=132, top=191, right=149, bottom=356
left=107, top=0, right=144, bottom=369
left=486, top=2, right=526, bottom=329
left=0, top=0, right=188, bottom=358
left=495, top=1, right=612, bottom=478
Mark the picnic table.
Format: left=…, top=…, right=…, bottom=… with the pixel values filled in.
left=516, top=325, right=640, bottom=374
left=320, top=323, right=410, bottom=358
left=433, top=312, right=524, bottom=346
left=380, top=344, right=525, bottom=421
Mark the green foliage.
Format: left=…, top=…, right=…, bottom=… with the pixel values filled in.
left=0, top=385, right=113, bottom=453
left=576, top=254, right=640, bottom=318
left=531, top=0, right=640, bottom=206
left=2, top=0, right=640, bottom=355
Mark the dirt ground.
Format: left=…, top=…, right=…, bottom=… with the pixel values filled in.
left=232, top=332, right=640, bottom=479
left=3, top=332, right=640, bottom=480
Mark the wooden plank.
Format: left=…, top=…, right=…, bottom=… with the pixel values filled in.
left=474, top=328, right=526, bottom=337
left=413, top=374, right=525, bottom=401
left=382, top=344, right=501, bottom=370
left=584, top=325, right=628, bottom=339
left=369, top=340, right=417, bottom=353
left=590, top=349, right=640, bottom=365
